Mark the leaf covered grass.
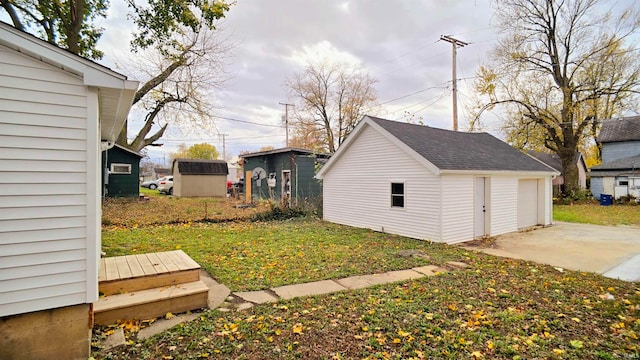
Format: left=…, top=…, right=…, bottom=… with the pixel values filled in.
left=95, top=202, right=640, bottom=359
left=102, top=191, right=269, bottom=227
left=95, top=252, right=640, bottom=359
left=102, top=220, right=455, bottom=291
left=554, top=203, right=640, bottom=226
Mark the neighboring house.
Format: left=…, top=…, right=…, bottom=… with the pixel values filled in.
left=527, top=151, right=588, bottom=196
left=227, top=161, right=241, bottom=182
left=240, top=147, right=330, bottom=205
left=153, top=167, right=171, bottom=179
left=102, top=144, right=143, bottom=198
left=316, top=116, right=558, bottom=244
left=591, top=117, right=640, bottom=199
left=172, top=158, right=228, bottom=197
left=0, top=22, right=138, bottom=360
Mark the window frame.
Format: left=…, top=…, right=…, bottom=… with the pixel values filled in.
left=390, top=181, right=405, bottom=209
left=110, top=163, right=132, bottom=175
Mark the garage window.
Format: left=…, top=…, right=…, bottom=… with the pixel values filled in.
left=391, top=182, right=404, bottom=208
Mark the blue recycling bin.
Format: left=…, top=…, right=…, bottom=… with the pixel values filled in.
left=599, top=194, right=613, bottom=206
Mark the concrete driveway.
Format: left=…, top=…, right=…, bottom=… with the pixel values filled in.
left=464, top=222, right=640, bottom=281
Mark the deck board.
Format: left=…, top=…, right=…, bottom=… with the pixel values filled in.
left=104, top=257, right=120, bottom=281
left=157, top=251, right=180, bottom=272
left=137, top=254, right=158, bottom=276
left=114, top=256, right=132, bottom=279
left=125, top=254, right=145, bottom=278
left=145, top=252, right=169, bottom=273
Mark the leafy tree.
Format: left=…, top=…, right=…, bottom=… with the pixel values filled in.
left=171, top=143, right=219, bottom=162
left=473, top=0, right=640, bottom=193
left=285, top=60, right=377, bottom=153
left=1, top=0, right=107, bottom=59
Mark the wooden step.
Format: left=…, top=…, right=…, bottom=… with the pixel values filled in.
left=93, top=280, right=210, bottom=325
left=99, top=250, right=201, bottom=296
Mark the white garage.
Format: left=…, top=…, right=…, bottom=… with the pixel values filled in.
left=317, top=116, right=560, bottom=244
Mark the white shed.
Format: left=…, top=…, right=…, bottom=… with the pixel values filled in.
left=0, top=23, right=138, bottom=359
left=316, top=116, right=559, bottom=244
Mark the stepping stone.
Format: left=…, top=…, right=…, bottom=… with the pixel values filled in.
left=336, top=269, right=424, bottom=289
left=199, top=270, right=231, bottom=309
left=271, top=280, right=347, bottom=300
left=101, top=327, right=125, bottom=350
left=234, top=290, right=279, bottom=304
left=446, top=261, right=470, bottom=269
left=236, top=303, right=253, bottom=311
left=412, top=265, right=447, bottom=276
left=137, top=313, right=198, bottom=340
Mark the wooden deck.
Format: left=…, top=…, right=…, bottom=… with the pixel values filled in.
left=98, top=250, right=201, bottom=296
left=94, top=250, right=209, bottom=324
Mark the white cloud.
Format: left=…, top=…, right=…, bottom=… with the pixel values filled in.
left=287, top=40, right=362, bottom=68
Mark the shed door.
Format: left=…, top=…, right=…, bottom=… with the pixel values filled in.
left=518, top=179, right=538, bottom=228
left=474, top=177, right=486, bottom=238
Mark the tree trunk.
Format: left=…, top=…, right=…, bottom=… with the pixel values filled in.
left=558, top=147, right=579, bottom=195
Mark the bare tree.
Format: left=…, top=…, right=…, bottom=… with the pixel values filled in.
left=286, top=61, right=377, bottom=153
left=117, top=26, right=233, bottom=152
left=473, top=0, right=640, bottom=194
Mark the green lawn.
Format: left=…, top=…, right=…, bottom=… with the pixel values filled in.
left=94, top=203, right=640, bottom=359
left=554, top=203, right=640, bottom=226
left=102, top=220, right=463, bottom=291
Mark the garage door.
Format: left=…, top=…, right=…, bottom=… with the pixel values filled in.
left=518, top=179, right=538, bottom=228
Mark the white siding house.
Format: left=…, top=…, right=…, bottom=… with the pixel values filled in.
left=317, top=116, right=558, bottom=244
left=0, top=22, right=137, bottom=359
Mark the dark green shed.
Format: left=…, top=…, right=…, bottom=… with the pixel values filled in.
left=240, top=147, right=330, bottom=205
left=101, top=144, right=143, bottom=198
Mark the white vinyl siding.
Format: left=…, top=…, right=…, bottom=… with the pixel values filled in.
left=518, top=179, right=539, bottom=228
left=489, top=177, right=518, bottom=236
left=0, top=45, right=90, bottom=317
left=323, top=125, right=440, bottom=241
left=440, top=175, right=475, bottom=243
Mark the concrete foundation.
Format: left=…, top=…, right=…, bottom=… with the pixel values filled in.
left=0, top=304, right=91, bottom=360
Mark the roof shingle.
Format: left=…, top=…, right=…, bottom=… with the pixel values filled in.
left=368, top=116, right=555, bottom=172
left=174, top=159, right=228, bottom=175
left=598, top=116, right=640, bottom=143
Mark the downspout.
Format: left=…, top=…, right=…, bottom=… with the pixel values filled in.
left=100, top=141, right=115, bottom=199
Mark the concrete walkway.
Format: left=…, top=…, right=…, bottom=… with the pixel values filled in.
left=230, top=264, right=452, bottom=307
left=99, top=262, right=465, bottom=349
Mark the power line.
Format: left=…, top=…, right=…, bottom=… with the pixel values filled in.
left=211, top=115, right=284, bottom=128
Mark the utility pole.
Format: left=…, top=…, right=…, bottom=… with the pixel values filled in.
left=440, top=35, right=468, bottom=131
left=279, top=102, right=294, bottom=147
left=219, top=133, right=229, bottom=160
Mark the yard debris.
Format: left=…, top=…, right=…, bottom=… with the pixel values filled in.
left=599, top=292, right=615, bottom=300
left=554, top=267, right=564, bottom=273
left=397, top=249, right=431, bottom=259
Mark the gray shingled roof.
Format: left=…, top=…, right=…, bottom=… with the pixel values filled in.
left=590, top=155, right=640, bottom=171
left=368, top=116, right=555, bottom=172
left=174, top=159, right=228, bottom=175
left=527, top=151, right=563, bottom=172
left=598, top=116, right=640, bottom=143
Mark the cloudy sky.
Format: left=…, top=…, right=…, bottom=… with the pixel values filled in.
left=96, top=0, right=503, bottom=164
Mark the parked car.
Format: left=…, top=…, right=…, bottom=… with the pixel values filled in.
left=141, top=176, right=167, bottom=190
left=158, top=176, right=174, bottom=195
